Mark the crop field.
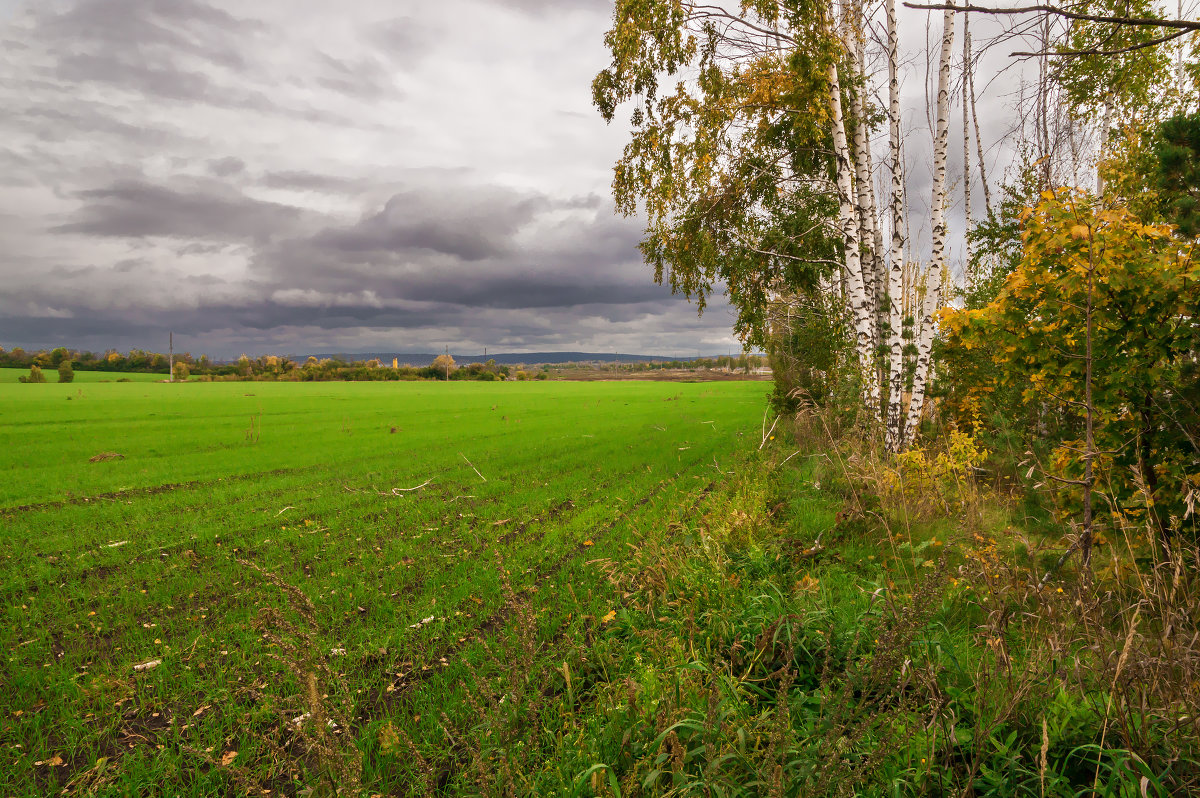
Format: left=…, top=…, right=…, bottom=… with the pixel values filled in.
left=1, top=379, right=771, bottom=795
left=0, top=367, right=165, bottom=384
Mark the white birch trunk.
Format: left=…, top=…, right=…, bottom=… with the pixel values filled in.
left=905, top=7, right=954, bottom=439
left=884, top=0, right=908, bottom=451
left=1096, top=97, right=1112, bottom=196
left=828, top=59, right=879, bottom=411
left=962, top=13, right=973, bottom=286
left=848, top=7, right=882, bottom=356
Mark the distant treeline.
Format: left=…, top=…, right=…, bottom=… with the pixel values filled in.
left=0, top=346, right=766, bottom=382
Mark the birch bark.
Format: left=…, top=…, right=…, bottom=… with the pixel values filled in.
left=848, top=6, right=883, bottom=357
left=905, top=7, right=954, bottom=438
left=884, top=0, right=908, bottom=450
left=828, top=58, right=879, bottom=409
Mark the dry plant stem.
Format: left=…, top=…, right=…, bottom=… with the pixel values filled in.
left=459, top=453, right=487, bottom=482
left=761, top=411, right=781, bottom=449
left=391, top=478, right=435, bottom=494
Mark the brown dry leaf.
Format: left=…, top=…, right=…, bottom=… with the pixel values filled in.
left=220, top=750, right=238, bottom=767
left=191, top=705, right=210, bottom=717
left=492, top=519, right=511, bottom=526
left=794, top=575, right=820, bottom=593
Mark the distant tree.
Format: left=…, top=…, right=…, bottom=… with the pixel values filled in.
left=19, top=364, right=46, bottom=384
left=57, top=360, right=74, bottom=383
left=431, top=354, right=457, bottom=380
left=173, top=362, right=190, bottom=382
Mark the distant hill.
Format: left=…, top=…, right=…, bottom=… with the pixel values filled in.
left=297, top=352, right=736, bottom=366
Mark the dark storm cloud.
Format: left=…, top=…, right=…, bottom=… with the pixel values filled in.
left=54, top=177, right=309, bottom=242
left=310, top=187, right=550, bottom=262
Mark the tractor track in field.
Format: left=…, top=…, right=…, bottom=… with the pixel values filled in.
left=0, top=465, right=322, bottom=517
left=386, top=474, right=724, bottom=793
left=362, top=444, right=725, bottom=716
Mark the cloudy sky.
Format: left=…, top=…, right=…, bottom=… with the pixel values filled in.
left=0, top=0, right=762, bottom=358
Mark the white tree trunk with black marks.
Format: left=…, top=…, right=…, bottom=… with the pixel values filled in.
left=848, top=6, right=883, bottom=358
left=828, top=59, right=879, bottom=409
left=905, top=7, right=954, bottom=438
left=884, top=0, right=908, bottom=451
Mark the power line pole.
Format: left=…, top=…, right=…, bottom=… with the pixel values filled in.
left=169, top=332, right=174, bottom=383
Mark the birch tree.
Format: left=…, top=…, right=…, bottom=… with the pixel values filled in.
left=905, top=8, right=955, bottom=439
left=595, top=0, right=963, bottom=448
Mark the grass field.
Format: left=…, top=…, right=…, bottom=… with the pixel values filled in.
left=0, top=367, right=166, bottom=384
left=1, top=379, right=775, bottom=795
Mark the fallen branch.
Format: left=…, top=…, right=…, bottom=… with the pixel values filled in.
left=275, top=506, right=295, bottom=516
left=1037, top=532, right=1087, bottom=591
left=759, top=411, right=780, bottom=450
left=392, top=479, right=435, bottom=495
left=459, top=453, right=487, bottom=482
left=776, top=450, right=802, bottom=467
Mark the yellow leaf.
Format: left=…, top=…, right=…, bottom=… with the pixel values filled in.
left=582, top=540, right=594, bottom=547
left=220, top=750, right=238, bottom=767
left=1069, top=224, right=1089, bottom=240
left=601, top=610, right=617, bottom=624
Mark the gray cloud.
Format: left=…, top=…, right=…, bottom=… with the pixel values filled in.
left=309, top=187, right=549, bottom=261
left=485, top=0, right=612, bottom=15
left=0, top=0, right=744, bottom=357
left=207, top=156, right=246, bottom=177
left=54, top=177, right=309, bottom=242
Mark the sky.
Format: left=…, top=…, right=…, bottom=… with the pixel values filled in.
left=0, top=0, right=759, bottom=358
left=0, top=0, right=1089, bottom=359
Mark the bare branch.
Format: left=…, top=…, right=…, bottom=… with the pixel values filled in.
left=1011, top=26, right=1194, bottom=56
left=903, top=2, right=1200, bottom=32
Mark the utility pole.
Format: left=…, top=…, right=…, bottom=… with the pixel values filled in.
left=169, top=332, right=174, bottom=383
left=444, top=345, right=450, bottom=382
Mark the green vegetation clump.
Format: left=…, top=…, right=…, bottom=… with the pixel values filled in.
left=57, top=360, right=73, bottom=383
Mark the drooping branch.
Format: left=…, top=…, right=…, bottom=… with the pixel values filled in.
left=1012, top=26, right=1194, bottom=56
left=903, top=2, right=1200, bottom=32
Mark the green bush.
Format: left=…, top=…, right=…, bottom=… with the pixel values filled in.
left=57, top=360, right=74, bottom=383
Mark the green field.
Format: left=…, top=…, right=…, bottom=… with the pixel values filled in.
left=1, top=379, right=774, bottom=794
left=0, top=367, right=167, bottom=384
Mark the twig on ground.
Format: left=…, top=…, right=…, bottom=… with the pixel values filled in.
left=777, top=451, right=802, bottom=467
left=275, top=506, right=295, bottom=516
left=392, top=479, right=435, bottom=495
left=460, top=453, right=487, bottom=482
